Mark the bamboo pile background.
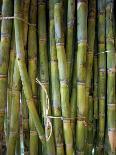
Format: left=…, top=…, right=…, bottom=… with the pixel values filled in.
left=0, top=0, right=116, bottom=155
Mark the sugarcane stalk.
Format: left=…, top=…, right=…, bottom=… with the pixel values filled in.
left=0, top=0, right=13, bottom=153
left=76, top=0, right=88, bottom=154
left=7, top=59, right=21, bottom=155
left=106, top=0, right=116, bottom=154
left=97, top=1, right=106, bottom=153
left=14, top=0, right=45, bottom=144
left=66, top=0, right=75, bottom=86
left=54, top=1, right=74, bottom=155
left=28, top=0, right=39, bottom=154
left=6, top=29, right=15, bottom=143
left=49, top=0, right=64, bottom=154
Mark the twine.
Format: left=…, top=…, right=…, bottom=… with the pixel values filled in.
left=0, top=15, right=36, bottom=27
left=36, top=78, right=89, bottom=140
left=36, top=78, right=52, bottom=142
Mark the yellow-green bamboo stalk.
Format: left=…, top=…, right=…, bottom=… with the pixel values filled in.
left=38, top=1, right=55, bottom=154
left=106, top=0, right=116, bottom=154
left=14, top=0, right=45, bottom=145
left=0, top=0, right=13, bottom=153
left=76, top=0, right=88, bottom=154
left=49, top=0, right=64, bottom=154
left=66, top=0, right=75, bottom=85
left=21, top=1, right=30, bottom=153
left=97, top=1, right=106, bottom=153
left=6, top=29, right=15, bottom=143
left=54, top=1, right=74, bottom=155
left=7, top=59, right=21, bottom=155
left=28, top=0, right=39, bottom=154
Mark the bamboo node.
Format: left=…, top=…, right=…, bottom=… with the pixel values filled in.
left=60, top=80, right=69, bottom=86
left=0, top=110, right=5, bottom=116
left=56, top=42, right=64, bottom=46
left=0, top=74, right=7, bottom=79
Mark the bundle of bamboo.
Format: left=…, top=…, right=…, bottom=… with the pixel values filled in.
left=0, top=0, right=115, bottom=155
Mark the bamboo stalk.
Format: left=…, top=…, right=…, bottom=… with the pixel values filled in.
left=66, top=0, right=75, bottom=87
left=28, top=0, right=39, bottom=154
left=0, top=0, right=13, bottom=153
left=86, top=0, right=96, bottom=121
left=97, top=1, right=106, bottom=153
left=14, top=0, right=45, bottom=144
left=38, top=1, right=55, bottom=154
left=54, top=1, right=74, bottom=154
left=49, top=0, right=64, bottom=154
left=6, top=29, right=16, bottom=143
left=7, top=59, right=21, bottom=155
left=21, top=0, right=30, bottom=153
left=70, top=53, right=77, bottom=145
left=76, top=0, right=88, bottom=154
left=106, top=0, right=116, bottom=154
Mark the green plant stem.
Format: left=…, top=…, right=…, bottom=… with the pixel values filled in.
left=54, top=1, right=74, bottom=155
left=14, top=0, right=45, bottom=144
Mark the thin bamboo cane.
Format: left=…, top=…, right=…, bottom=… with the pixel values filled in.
left=7, top=59, right=21, bottom=155
left=66, top=0, right=75, bottom=87
left=0, top=0, right=13, bottom=153
left=76, top=0, right=88, bottom=154
left=86, top=0, right=96, bottom=122
left=106, top=0, right=116, bottom=154
left=6, top=29, right=15, bottom=143
left=49, top=0, right=64, bottom=154
left=97, top=1, right=106, bottom=153
left=70, top=53, right=77, bottom=145
left=28, top=0, right=39, bottom=154
left=21, top=1, right=30, bottom=154
left=14, top=0, right=45, bottom=145
left=54, top=1, right=74, bottom=154
left=38, top=1, right=55, bottom=154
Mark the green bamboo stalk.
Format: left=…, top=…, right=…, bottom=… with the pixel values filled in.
left=0, top=0, right=13, bottom=153
left=93, top=41, right=99, bottom=154
left=21, top=0, right=30, bottom=153
left=86, top=0, right=96, bottom=121
left=6, top=29, right=16, bottom=143
left=14, top=0, right=45, bottom=145
left=28, top=0, right=38, bottom=154
left=66, top=0, right=75, bottom=86
left=86, top=0, right=96, bottom=152
left=106, top=0, right=116, bottom=154
left=49, top=0, right=64, bottom=154
left=93, top=48, right=98, bottom=120
left=97, top=0, right=106, bottom=152
left=0, top=0, right=2, bottom=41
left=76, top=0, right=88, bottom=154
left=21, top=92, right=29, bottom=154
left=86, top=95, right=94, bottom=155
left=23, top=0, right=30, bottom=49
left=70, top=53, right=77, bottom=145
left=7, top=59, right=21, bottom=155
left=54, top=1, right=74, bottom=155
left=38, top=1, right=55, bottom=154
